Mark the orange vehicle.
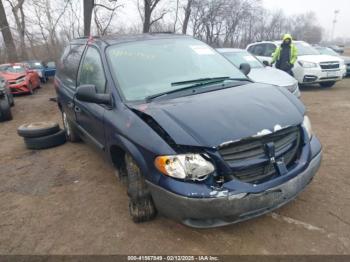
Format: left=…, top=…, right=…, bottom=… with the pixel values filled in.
left=0, top=63, right=40, bottom=94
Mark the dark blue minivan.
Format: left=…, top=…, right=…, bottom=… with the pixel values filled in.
left=55, top=34, right=322, bottom=228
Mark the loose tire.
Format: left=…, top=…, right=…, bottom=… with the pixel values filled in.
left=62, top=111, right=81, bottom=142
left=17, top=122, right=60, bottom=138
left=320, top=81, right=336, bottom=88
left=0, top=96, right=13, bottom=122
left=125, top=154, right=156, bottom=223
left=24, top=129, right=66, bottom=150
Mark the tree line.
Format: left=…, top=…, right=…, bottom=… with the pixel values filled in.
left=0, top=0, right=324, bottom=63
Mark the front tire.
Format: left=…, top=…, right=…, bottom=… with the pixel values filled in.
left=320, top=81, right=336, bottom=88
left=125, top=154, right=156, bottom=223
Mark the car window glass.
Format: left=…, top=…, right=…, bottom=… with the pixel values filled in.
left=253, top=44, right=265, bottom=56
left=6, top=65, right=26, bottom=73
left=223, top=51, right=263, bottom=69
left=247, top=45, right=256, bottom=54
left=294, top=42, right=324, bottom=56
left=79, top=47, right=106, bottom=93
left=264, top=44, right=276, bottom=57
left=60, top=44, right=85, bottom=88
left=47, top=62, right=56, bottom=68
left=107, top=38, right=247, bottom=102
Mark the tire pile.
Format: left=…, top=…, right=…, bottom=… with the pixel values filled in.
left=17, top=122, right=66, bottom=150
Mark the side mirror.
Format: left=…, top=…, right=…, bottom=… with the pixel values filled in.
left=76, top=84, right=111, bottom=105
left=239, top=63, right=251, bottom=76
left=262, top=60, right=270, bottom=67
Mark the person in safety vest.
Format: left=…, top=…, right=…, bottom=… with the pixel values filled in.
left=271, top=34, right=297, bottom=76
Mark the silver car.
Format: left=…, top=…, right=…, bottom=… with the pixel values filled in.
left=217, top=48, right=300, bottom=97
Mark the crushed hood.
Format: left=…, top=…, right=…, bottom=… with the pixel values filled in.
left=130, top=83, right=305, bottom=148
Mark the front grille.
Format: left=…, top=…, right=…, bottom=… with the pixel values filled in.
left=320, top=62, right=339, bottom=70
left=219, top=126, right=301, bottom=183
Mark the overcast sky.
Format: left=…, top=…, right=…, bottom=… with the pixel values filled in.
left=263, top=0, right=350, bottom=39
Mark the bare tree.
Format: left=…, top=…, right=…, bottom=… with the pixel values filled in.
left=182, top=0, right=193, bottom=34
left=173, top=0, right=179, bottom=32
left=84, top=0, right=94, bottom=36
left=6, top=0, right=27, bottom=59
left=93, top=0, right=122, bottom=36
left=0, top=0, right=17, bottom=61
left=138, top=0, right=167, bottom=33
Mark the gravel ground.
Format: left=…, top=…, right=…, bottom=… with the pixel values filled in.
left=0, top=78, right=349, bottom=255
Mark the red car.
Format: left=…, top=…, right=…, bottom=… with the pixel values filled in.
left=0, top=63, right=40, bottom=94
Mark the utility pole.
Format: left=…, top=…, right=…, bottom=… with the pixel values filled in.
left=331, top=10, right=339, bottom=42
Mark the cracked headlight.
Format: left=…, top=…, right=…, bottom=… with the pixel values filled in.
left=298, top=61, right=318, bottom=68
left=302, top=116, right=313, bottom=140
left=155, top=154, right=215, bottom=181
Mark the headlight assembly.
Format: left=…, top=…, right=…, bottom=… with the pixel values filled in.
left=302, top=116, right=313, bottom=140
left=155, top=154, right=215, bottom=181
left=298, top=61, right=318, bottom=68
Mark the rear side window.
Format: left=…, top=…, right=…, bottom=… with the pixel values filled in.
left=249, top=44, right=265, bottom=56
left=247, top=45, right=257, bottom=54
left=78, top=47, right=106, bottom=94
left=58, top=44, right=85, bottom=88
left=264, top=44, right=277, bottom=57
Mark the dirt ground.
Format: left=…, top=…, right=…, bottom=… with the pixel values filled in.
left=0, top=78, right=349, bottom=255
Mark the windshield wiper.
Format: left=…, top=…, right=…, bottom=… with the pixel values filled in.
left=145, top=77, right=250, bottom=102
left=171, top=77, right=231, bottom=86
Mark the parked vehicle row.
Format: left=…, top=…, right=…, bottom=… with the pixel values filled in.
left=0, top=60, right=56, bottom=122
left=246, top=40, right=345, bottom=88
left=54, top=34, right=322, bottom=228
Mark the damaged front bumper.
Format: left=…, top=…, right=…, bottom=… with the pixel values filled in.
left=147, top=143, right=322, bottom=228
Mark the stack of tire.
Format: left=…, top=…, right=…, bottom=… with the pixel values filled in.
left=17, top=122, right=66, bottom=150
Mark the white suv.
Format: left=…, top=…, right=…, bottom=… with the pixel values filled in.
left=246, top=41, right=345, bottom=88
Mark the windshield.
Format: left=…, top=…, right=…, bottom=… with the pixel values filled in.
left=27, top=62, right=43, bottom=69
left=0, top=65, right=9, bottom=72
left=47, top=62, right=55, bottom=68
left=295, top=42, right=320, bottom=56
left=107, top=38, right=247, bottom=102
left=222, top=51, right=263, bottom=69
left=316, top=47, right=339, bottom=56
left=5, top=65, right=26, bottom=73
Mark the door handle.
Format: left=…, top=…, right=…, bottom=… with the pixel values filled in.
left=67, top=101, right=74, bottom=108
left=74, top=106, right=81, bottom=113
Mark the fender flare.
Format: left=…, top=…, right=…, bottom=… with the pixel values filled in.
left=109, top=134, right=152, bottom=181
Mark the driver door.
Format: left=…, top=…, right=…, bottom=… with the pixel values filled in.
left=75, top=47, right=107, bottom=151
